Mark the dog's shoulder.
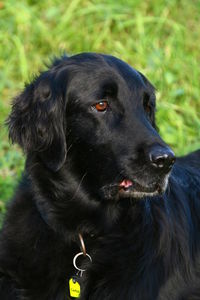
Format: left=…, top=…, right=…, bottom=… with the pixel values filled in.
left=176, top=149, right=200, bottom=170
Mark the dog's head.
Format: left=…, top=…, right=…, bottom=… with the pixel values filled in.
left=8, top=53, right=175, bottom=202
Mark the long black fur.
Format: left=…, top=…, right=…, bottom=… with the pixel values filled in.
left=0, top=53, right=200, bottom=300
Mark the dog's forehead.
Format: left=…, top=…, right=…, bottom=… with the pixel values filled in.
left=70, top=53, right=145, bottom=83
left=64, top=53, right=147, bottom=97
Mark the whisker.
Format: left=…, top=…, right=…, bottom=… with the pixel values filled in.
left=70, top=172, right=87, bottom=202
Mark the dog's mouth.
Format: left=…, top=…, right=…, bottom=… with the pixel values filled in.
left=100, top=175, right=169, bottom=200
left=118, top=178, right=167, bottom=198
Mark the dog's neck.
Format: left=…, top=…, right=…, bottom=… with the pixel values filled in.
left=28, top=157, right=193, bottom=269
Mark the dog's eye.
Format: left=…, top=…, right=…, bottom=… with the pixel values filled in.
left=143, top=94, right=152, bottom=115
left=145, top=103, right=151, bottom=114
left=92, top=101, right=108, bottom=112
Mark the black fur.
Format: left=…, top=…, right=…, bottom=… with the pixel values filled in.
left=1, top=53, right=200, bottom=300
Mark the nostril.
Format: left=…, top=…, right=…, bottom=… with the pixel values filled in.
left=150, top=154, right=166, bottom=168
left=149, top=146, right=176, bottom=170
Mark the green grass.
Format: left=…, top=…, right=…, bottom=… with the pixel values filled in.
left=0, top=0, right=200, bottom=220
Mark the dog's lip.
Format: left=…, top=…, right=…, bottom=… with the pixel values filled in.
left=101, top=177, right=167, bottom=200
left=118, top=178, right=160, bottom=194
left=119, top=179, right=134, bottom=189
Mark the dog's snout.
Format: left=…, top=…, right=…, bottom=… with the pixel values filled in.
left=149, top=145, right=176, bottom=171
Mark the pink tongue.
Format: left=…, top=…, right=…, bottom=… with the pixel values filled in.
left=119, top=179, right=133, bottom=188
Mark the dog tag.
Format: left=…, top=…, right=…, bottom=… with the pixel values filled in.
left=69, top=276, right=81, bottom=298
left=69, top=248, right=92, bottom=298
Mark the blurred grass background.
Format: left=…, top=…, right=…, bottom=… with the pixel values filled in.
left=0, top=0, right=200, bottom=222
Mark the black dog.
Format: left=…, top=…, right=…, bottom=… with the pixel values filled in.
left=0, top=53, right=200, bottom=300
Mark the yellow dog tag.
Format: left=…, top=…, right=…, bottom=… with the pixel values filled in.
left=69, top=277, right=81, bottom=298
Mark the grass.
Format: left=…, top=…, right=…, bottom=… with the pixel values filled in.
left=0, top=0, right=200, bottom=221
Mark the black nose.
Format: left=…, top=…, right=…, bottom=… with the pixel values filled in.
left=148, top=145, right=176, bottom=171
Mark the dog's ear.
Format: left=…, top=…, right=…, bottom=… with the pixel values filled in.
left=7, top=71, right=67, bottom=172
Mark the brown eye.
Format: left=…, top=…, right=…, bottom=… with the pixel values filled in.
left=93, top=101, right=108, bottom=112
left=143, top=94, right=152, bottom=115
left=145, top=103, right=151, bottom=114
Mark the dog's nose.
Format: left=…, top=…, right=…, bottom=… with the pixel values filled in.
left=148, top=145, right=176, bottom=171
